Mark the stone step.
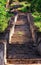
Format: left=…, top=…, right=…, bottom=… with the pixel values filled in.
left=15, top=14, right=28, bottom=25
left=7, top=59, right=41, bottom=64
left=12, top=31, right=31, bottom=37
left=14, top=25, right=31, bottom=35
left=7, top=43, right=40, bottom=60
left=17, top=14, right=27, bottom=20
left=11, top=25, right=32, bottom=43
left=11, top=35, right=32, bottom=43
left=11, top=37, right=32, bottom=44
left=15, top=20, right=28, bottom=25
left=15, top=25, right=30, bottom=31
left=14, top=30, right=31, bottom=37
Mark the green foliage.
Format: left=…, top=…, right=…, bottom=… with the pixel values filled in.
left=0, top=0, right=11, bottom=32
left=30, top=0, right=37, bottom=12
left=20, top=7, right=28, bottom=12
left=0, top=0, right=41, bottom=32
left=16, top=1, right=30, bottom=12
left=36, top=0, right=41, bottom=12
left=32, top=12, right=41, bottom=32
left=18, top=0, right=32, bottom=2
left=30, top=0, right=41, bottom=12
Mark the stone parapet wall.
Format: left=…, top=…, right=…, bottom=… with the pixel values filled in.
left=27, top=13, right=37, bottom=43
left=9, top=14, right=18, bottom=43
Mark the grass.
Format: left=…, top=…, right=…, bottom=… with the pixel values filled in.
left=32, top=12, right=41, bottom=32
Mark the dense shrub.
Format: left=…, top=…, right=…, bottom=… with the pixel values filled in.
left=30, top=0, right=41, bottom=12
left=0, top=0, right=10, bottom=32
left=36, top=0, right=41, bottom=12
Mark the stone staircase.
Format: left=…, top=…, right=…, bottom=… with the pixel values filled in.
left=11, top=14, right=32, bottom=44
left=7, top=13, right=40, bottom=64
left=0, top=10, right=41, bottom=64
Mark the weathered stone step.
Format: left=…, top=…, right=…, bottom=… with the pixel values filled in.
left=13, top=31, right=31, bottom=37
left=7, top=59, right=41, bottom=64
left=11, top=34, right=32, bottom=43
left=14, top=26, right=31, bottom=35
left=15, top=14, right=28, bottom=25
left=14, top=25, right=31, bottom=35
left=15, top=25, right=30, bottom=31
left=11, top=23, right=32, bottom=43
left=15, top=20, right=28, bottom=25
left=17, top=15, right=27, bottom=20
left=7, top=43, right=40, bottom=60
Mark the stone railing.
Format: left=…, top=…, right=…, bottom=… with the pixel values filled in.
left=8, top=14, right=18, bottom=43
left=27, top=13, right=37, bottom=43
